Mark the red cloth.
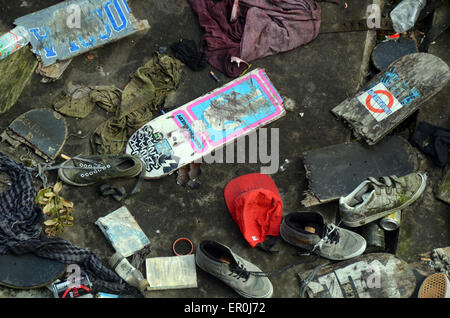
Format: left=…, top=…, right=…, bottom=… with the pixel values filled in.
left=188, top=0, right=323, bottom=78
left=224, top=173, right=283, bottom=248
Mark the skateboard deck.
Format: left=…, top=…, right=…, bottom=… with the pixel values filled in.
left=371, top=38, right=418, bottom=71
left=332, top=53, right=450, bottom=145
left=126, top=69, right=285, bottom=179
left=1, top=109, right=68, bottom=161
left=0, top=254, right=66, bottom=289
left=302, top=136, right=420, bottom=207
left=299, top=253, right=416, bottom=298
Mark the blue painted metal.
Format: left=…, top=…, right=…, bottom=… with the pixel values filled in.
left=15, top=0, right=147, bottom=67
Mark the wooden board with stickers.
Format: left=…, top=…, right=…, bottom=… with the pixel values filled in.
left=332, top=53, right=450, bottom=145
left=126, top=69, right=285, bottom=179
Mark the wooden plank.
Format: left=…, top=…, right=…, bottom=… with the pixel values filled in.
left=145, top=255, right=197, bottom=291
left=299, top=253, right=416, bottom=298
left=332, top=53, right=450, bottom=145
left=302, top=136, right=420, bottom=207
left=0, top=47, right=37, bottom=114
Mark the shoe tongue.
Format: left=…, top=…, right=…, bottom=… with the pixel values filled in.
left=219, top=256, right=231, bottom=265
left=304, top=225, right=317, bottom=234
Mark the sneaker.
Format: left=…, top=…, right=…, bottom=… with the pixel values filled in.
left=58, top=154, right=143, bottom=187
left=195, top=240, right=273, bottom=298
left=339, top=173, right=427, bottom=227
left=418, top=273, right=450, bottom=298
left=280, top=212, right=366, bottom=261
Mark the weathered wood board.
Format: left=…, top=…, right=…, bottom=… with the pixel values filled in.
left=126, top=68, right=285, bottom=179
left=299, top=253, right=416, bottom=298
left=0, top=46, right=38, bottom=115
left=145, top=255, right=197, bottom=291
left=2, top=109, right=68, bottom=161
left=332, top=53, right=450, bottom=145
left=302, top=136, right=420, bottom=207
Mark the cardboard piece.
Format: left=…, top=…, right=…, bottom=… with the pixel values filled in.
left=145, top=255, right=197, bottom=291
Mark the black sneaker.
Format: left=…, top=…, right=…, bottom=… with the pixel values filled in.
left=58, top=154, right=143, bottom=187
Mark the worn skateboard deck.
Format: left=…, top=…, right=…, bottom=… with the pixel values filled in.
left=0, top=254, right=66, bottom=289
left=126, top=69, right=285, bottom=179
left=299, top=253, right=416, bottom=298
left=372, top=38, right=418, bottom=71
left=302, top=136, right=420, bottom=207
left=1, top=109, right=68, bottom=161
left=332, top=53, right=450, bottom=145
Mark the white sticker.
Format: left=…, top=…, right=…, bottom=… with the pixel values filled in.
left=357, top=83, right=403, bottom=122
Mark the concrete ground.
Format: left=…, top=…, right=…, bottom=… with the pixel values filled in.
left=0, top=0, right=448, bottom=299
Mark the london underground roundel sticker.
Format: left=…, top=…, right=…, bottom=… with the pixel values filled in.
left=357, top=83, right=402, bottom=122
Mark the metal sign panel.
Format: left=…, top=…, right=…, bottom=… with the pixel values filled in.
left=15, top=0, right=147, bottom=66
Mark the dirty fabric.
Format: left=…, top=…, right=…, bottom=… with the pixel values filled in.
left=54, top=86, right=94, bottom=119
left=53, top=54, right=182, bottom=155
left=171, top=39, right=207, bottom=71
left=0, top=153, right=130, bottom=293
left=188, top=0, right=335, bottom=77
left=93, top=54, right=182, bottom=155
left=54, top=85, right=121, bottom=118
left=410, top=121, right=450, bottom=167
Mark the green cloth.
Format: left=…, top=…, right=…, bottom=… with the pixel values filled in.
left=54, top=53, right=182, bottom=155
left=92, top=53, right=182, bottom=155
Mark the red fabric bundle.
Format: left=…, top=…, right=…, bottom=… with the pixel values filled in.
left=224, top=173, right=283, bottom=248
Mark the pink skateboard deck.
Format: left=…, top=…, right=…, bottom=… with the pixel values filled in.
left=126, top=69, right=285, bottom=179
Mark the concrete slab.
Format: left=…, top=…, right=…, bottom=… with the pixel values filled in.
left=0, top=0, right=448, bottom=300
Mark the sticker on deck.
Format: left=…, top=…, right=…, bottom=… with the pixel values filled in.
left=357, top=83, right=403, bottom=122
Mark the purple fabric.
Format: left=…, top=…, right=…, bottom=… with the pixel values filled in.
left=188, top=0, right=323, bottom=78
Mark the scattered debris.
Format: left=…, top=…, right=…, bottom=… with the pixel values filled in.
left=110, top=252, right=149, bottom=292
left=13, top=0, right=150, bottom=67
left=299, top=253, right=417, bottom=298
left=96, top=206, right=151, bottom=258
left=1, top=109, right=68, bottom=161
left=146, top=255, right=197, bottom=291
left=35, top=181, right=75, bottom=237
left=436, top=168, right=450, bottom=205
left=302, top=136, right=419, bottom=207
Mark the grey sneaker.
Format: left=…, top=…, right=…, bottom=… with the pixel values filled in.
left=339, top=172, right=427, bottom=227
left=280, top=212, right=366, bottom=261
left=195, top=240, right=273, bottom=298
left=58, top=154, right=143, bottom=187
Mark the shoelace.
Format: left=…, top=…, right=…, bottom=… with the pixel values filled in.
left=310, top=223, right=340, bottom=254
left=229, top=262, right=250, bottom=282
left=27, top=158, right=110, bottom=188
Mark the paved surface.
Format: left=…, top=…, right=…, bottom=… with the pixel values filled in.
left=0, top=0, right=448, bottom=299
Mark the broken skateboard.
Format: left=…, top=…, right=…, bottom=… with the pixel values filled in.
left=332, top=53, right=450, bottom=145
left=1, top=109, right=68, bottom=161
left=126, top=69, right=285, bottom=179
left=0, top=254, right=66, bottom=289
left=299, top=253, right=417, bottom=298
left=302, top=136, right=420, bottom=207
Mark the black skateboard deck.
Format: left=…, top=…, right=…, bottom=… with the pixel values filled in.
left=372, top=38, right=418, bottom=71
left=302, top=136, right=420, bottom=207
left=332, top=53, right=450, bottom=145
left=2, top=109, right=68, bottom=161
left=0, top=254, right=66, bottom=289
left=299, top=253, right=416, bottom=298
